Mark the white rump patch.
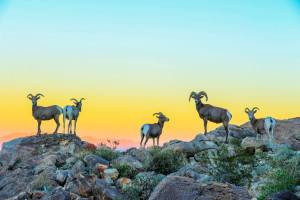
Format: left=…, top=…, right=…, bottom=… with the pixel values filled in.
left=57, top=106, right=63, bottom=115
left=141, top=124, right=150, bottom=136
left=227, top=110, right=232, bottom=121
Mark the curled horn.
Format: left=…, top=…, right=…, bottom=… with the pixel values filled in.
left=27, top=94, right=33, bottom=99
left=189, top=92, right=197, bottom=102
left=80, top=98, right=85, bottom=103
left=198, top=91, right=208, bottom=101
left=153, top=112, right=162, bottom=117
left=252, top=107, right=259, bottom=112
left=71, top=98, right=78, bottom=104
left=245, top=108, right=250, bottom=114
left=35, top=93, right=44, bottom=98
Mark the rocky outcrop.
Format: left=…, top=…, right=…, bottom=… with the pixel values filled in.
left=149, top=176, right=251, bottom=200
left=0, top=133, right=122, bottom=200
left=206, top=124, right=256, bottom=144
left=0, top=134, right=83, bottom=199
left=162, top=134, right=218, bottom=157
left=111, top=155, right=145, bottom=171
left=265, top=190, right=300, bottom=200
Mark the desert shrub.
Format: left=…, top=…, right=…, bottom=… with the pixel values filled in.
left=198, top=145, right=267, bottom=186
left=73, top=148, right=94, bottom=163
left=95, top=141, right=121, bottom=161
left=114, top=164, right=138, bottom=179
left=148, top=146, right=163, bottom=156
left=258, top=169, right=298, bottom=200
left=273, top=148, right=296, bottom=161
left=95, top=146, right=121, bottom=161
left=150, top=149, right=187, bottom=175
left=121, top=174, right=165, bottom=200
left=269, top=150, right=300, bottom=181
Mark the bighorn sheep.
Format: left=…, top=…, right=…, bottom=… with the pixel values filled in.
left=140, top=112, right=169, bottom=148
left=245, top=107, right=276, bottom=148
left=63, top=98, right=85, bottom=135
left=27, top=93, right=63, bottom=135
left=189, top=91, right=232, bottom=143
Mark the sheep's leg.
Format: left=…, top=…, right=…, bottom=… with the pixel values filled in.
left=153, top=138, right=155, bottom=146
left=140, top=134, right=144, bottom=149
left=143, top=136, right=149, bottom=149
left=68, top=116, right=73, bottom=134
left=271, top=127, right=274, bottom=148
left=53, top=116, right=60, bottom=134
left=223, top=122, right=230, bottom=144
left=74, top=118, right=77, bottom=135
left=63, top=114, right=66, bottom=134
left=37, top=120, right=42, bottom=136
left=157, top=136, right=160, bottom=146
left=203, top=118, right=208, bottom=135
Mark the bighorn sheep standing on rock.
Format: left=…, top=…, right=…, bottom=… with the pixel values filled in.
left=140, top=112, right=169, bottom=148
left=63, top=98, right=85, bottom=135
left=189, top=91, right=232, bottom=143
left=245, top=107, right=276, bottom=148
left=27, top=93, right=63, bottom=135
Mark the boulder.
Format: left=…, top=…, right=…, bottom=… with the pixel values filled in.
left=41, top=189, right=71, bottom=200
left=287, top=134, right=300, bottom=151
left=126, top=147, right=152, bottom=162
left=206, top=124, right=256, bottom=145
left=92, top=178, right=121, bottom=200
left=149, top=176, right=250, bottom=200
left=162, top=134, right=218, bottom=157
left=111, top=155, right=145, bottom=171
left=56, top=170, right=69, bottom=186
left=168, top=164, right=211, bottom=183
left=115, top=177, right=132, bottom=190
left=241, top=137, right=269, bottom=151
left=76, top=174, right=97, bottom=197
left=102, top=173, right=114, bottom=185
left=265, top=190, right=300, bottom=200
left=83, top=154, right=109, bottom=169
left=104, top=168, right=119, bottom=180
left=68, top=160, right=85, bottom=182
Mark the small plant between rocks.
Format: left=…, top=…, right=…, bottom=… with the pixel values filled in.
left=198, top=144, right=268, bottom=187
left=149, top=149, right=187, bottom=175
left=121, top=173, right=165, bottom=200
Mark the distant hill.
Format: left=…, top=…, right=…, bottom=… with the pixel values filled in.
left=0, top=132, right=140, bottom=150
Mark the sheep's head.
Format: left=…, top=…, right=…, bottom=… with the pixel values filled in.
left=245, top=107, right=259, bottom=120
left=27, top=93, right=44, bottom=106
left=71, top=98, right=85, bottom=112
left=189, top=91, right=208, bottom=104
left=153, top=112, right=169, bottom=122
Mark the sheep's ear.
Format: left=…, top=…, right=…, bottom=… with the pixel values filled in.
left=254, top=110, right=257, bottom=114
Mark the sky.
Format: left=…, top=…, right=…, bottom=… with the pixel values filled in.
left=0, top=0, right=300, bottom=144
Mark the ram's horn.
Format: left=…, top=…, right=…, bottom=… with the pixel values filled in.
left=189, top=92, right=197, bottom=102
left=198, top=91, right=208, bottom=101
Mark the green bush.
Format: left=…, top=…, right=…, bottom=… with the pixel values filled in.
left=114, top=164, right=138, bottom=179
left=150, top=149, right=187, bottom=175
left=258, top=169, right=298, bottom=200
left=95, top=146, right=121, bottom=161
left=198, top=145, right=267, bottom=186
left=273, top=148, right=296, bottom=161
left=148, top=146, right=163, bottom=156
left=121, top=173, right=165, bottom=200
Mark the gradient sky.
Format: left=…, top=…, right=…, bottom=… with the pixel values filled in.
left=1, top=0, right=300, bottom=143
